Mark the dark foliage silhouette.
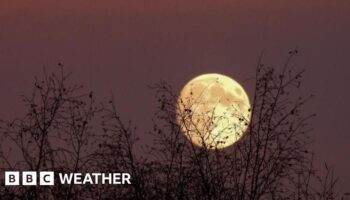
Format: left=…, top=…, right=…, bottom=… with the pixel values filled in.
left=0, top=53, right=347, bottom=199
left=0, top=68, right=101, bottom=199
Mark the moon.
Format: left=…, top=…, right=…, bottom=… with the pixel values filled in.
left=176, top=73, right=251, bottom=149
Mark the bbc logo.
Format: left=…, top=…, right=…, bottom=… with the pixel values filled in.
left=5, top=171, right=54, bottom=186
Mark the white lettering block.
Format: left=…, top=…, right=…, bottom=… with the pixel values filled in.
left=40, top=172, right=54, bottom=185
left=5, top=171, right=20, bottom=186
left=22, top=171, right=37, bottom=186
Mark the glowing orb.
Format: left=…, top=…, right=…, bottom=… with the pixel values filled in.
left=176, top=73, right=251, bottom=149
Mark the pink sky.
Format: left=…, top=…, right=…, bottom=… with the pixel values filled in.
left=0, top=0, right=349, bottom=192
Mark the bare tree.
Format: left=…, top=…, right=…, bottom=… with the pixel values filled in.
left=141, top=51, right=342, bottom=200
left=0, top=53, right=346, bottom=200
left=0, top=67, right=100, bottom=199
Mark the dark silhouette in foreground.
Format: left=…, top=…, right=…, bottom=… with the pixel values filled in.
left=0, top=52, right=348, bottom=199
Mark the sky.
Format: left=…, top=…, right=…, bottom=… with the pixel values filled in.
left=0, top=0, right=349, bottom=191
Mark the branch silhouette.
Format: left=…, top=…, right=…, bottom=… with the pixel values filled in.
left=0, top=54, right=346, bottom=200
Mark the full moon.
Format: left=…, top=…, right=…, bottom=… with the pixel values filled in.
left=176, top=73, right=251, bottom=149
